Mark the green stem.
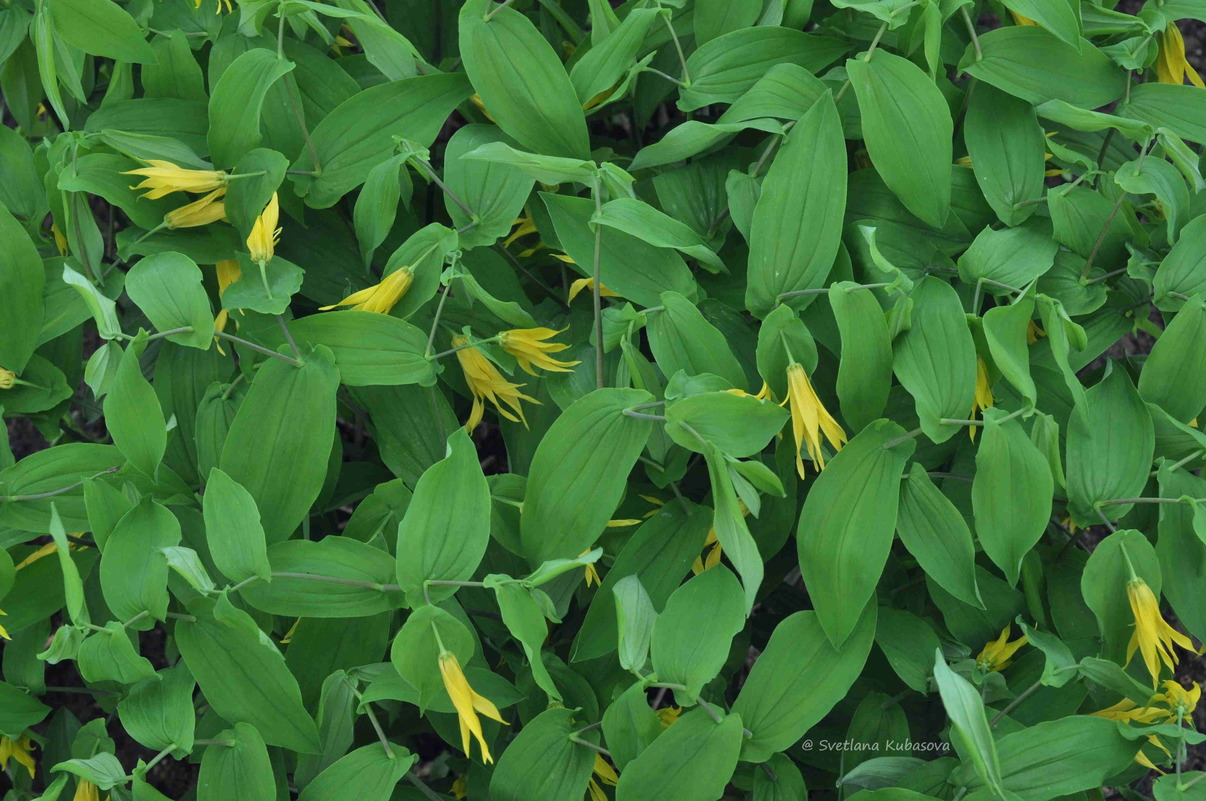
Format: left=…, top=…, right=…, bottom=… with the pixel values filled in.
left=214, top=331, right=303, bottom=367
left=661, top=13, right=690, bottom=85
left=883, top=427, right=924, bottom=449
left=592, top=177, right=605, bottom=389
left=622, top=410, right=666, bottom=421
left=273, top=571, right=401, bottom=591
left=1079, top=191, right=1129, bottom=279
left=960, top=6, right=983, bottom=61
left=568, top=736, right=611, bottom=756
left=424, top=285, right=451, bottom=359
left=990, top=680, right=1041, bottom=727
left=428, top=335, right=500, bottom=361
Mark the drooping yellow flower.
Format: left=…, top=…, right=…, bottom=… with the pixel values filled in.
left=438, top=650, right=506, bottom=763
left=1093, top=682, right=1200, bottom=773
left=454, top=335, right=539, bottom=432
left=784, top=362, right=847, bottom=477
left=15, top=542, right=58, bottom=570
left=970, top=356, right=994, bottom=441
left=587, top=754, right=618, bottom=801
left=656, top=706, right=681, bottom=728
left=581, top=549, right=601, bottom=587
left=1026, top=320, right=1046, bottom=344
left=0, top=609, right=9, bottom=640
left=1157, top=23, right=1206, bottom=88
left=320, top=268, right=413, bottom=314
left=1010, top=11, right=1037, bottom=25
left=124, top=159, right=226, bottom=199
left=73, top=779, right=100, bottom=801
left=568, top=277, right=620, bottom=304
left=1091, top=697, right=1168, bottom=724
left=692, top=529, right=723, bottom=575
left=976, top=625, right=1028, bottom=672
left=451, top=775, right=468, bottom=799
left=212, top=259, right=242, bottom=336
left=1157, top=679, right=1202, bottom=716
left=247, top=193, right=281, bottom=266
left=193, top=0, right=233, bottom=13
left=0, top=368, right=14, bottom=390
left=470, top=93, right=496, bottom=123
left=1127, top=578, right=1194, bottom=687
left=0, top=735, right=35, bottom=778
left=51, top=223, right=68, bottom=256
left=500, top=327, right=581, bottom=375
left=503, top=214, right=537, bottom=248
left=165, top=188, right=227, bottom=229
left=280, top=618, right=301, bottom=645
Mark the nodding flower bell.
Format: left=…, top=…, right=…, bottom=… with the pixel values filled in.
left=1157, top=22, right=1205, bottom=88
left=499, top=327, right=580, bottom=375
left=438, top=650, right=505, bottom=763
left=975, top=625, right=1027, bottom=672
left=164, top=189, right=227, bottom=230
left=784, top=362, right=847, bottom=477
left=1126, top=577, right=1194, bottom=687
left=124, top=159, right=226, bottom=199
left=320, top=268, right=414, bottom=315
left=453, top=335, right=538, bottom=432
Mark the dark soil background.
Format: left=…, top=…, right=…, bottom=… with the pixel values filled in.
left=3, top=1, right=1205, bottom=796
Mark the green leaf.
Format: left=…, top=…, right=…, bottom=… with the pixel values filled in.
left=225, top=148, right=289, bottom=240
left=651, top=566, right=745, bottom=702
left=489, top=578, right=561, bottom=699
left=125, top=252, right=215, bottom=350
left=1065, top=364, right=1154, bottom=526
left=443, top=125, right=534, bottom=249
left=897, top=464, right=983, bottom=609
left=702, top=440, right=764, bottom=614
left=296, top=743, right=416, bottom=801
left=733, top=606, right=876, bottom=763
left=983, top=297, right=1038, bottom=409
left=972, top=408, right=1054, bottom=585
left=648, top=291, right=745, bottom=388
left=286, top=311, right=437, bottom=387
left=594, top=198, right=725, bottom=273
left=848, top=51, right=952, bottom=227
left=207, top=49, right=295, bottom=168
left=964, top=84, right=1056, bottom=227
left=62, top=264, right=121, bottom=340
left=665, top=391, right=787, bottom=458
left=1155, top=215, right=1206, bottom=310
left=1119, top=83, right=1206, bottom=145
left=197, top=723, right=276, bottom=801
left=395, top=430, right=490, bottom=605
left=998, top=0, right=1081, bottom=48
left=1138, top=295, right=1206, bottom=422
left=0, top=680, right=50, bottom=738
left=490, top=708, right=596, bottom=801
left=100, top=499, right=181, bottom=627
left=679, top=27, right=846, bottom=111
left=389, top=604, right=474, bottom=710
left=117, top=665, right=196, bottom=755
left=49, top=0, right=156, bottom=64
left=892, top=278, right=977, bottom=443
left=0, top=204, right=44, bottom=373
left=203, top=467, right=271, bottom=584
left=745, top=93, right=846, bottom=317
left=932, top=650, right=1004, bottom=797
left=242, top=537, right=402, bottom=617
left=1081, top=528, right=1160, bottom=662
left=176, top=597, right=320, bottom=753
left=829, top=283, right=892, bottom=431
left=615, top=707, right=744, bottom=801
left=76, top=621, right=156, bottom=685
left=458, top=0, right=589, bottom=159
left=875, top=607, right=942, bottom=693
left=798, top=420, right=914, bottom=646
left=962, top=27, right=1126, bottom=108
left=293, top=74, right=471, bottom=208
left=218, top=345, right=339, bottom=543
left=570, top=7, right=659, bottom=105
left=520, top=388, right=654, bottom=564
left=958, top=224, right=1058, bottom=291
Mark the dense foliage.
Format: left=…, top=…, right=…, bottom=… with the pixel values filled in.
left=2, top=0, right=1206, bottom=800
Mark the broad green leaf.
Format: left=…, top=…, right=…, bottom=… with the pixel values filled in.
left=224, top=148, right=290, bottom=240
left=443, top=125, right=534, bottom=249
left=897, top=464, right=982, bottom=609
left=293, top=74, right=472, bottom=208
left=957, top=223, right=1058, bottom=291
left=0, top=680, right=50, bottom=737
left=207, top=49, right=295, bottom=168
left=613, top=575, right=657, bottom=673
left=218, top=345, right=339, bottom=543
left=745, top=93, right=846, bottom=317
left=983, top=297, right=1037, bottom=409
left=389, top=605, right=474, bottom=710
left=1156, top=467, right=1206, bottom=642
left=76, top=621, right=156, bottom=685
left=286, top=311, right=437, bottom=387
left=650, top=566, right=745, bottom=702
left=875, top=606, right=942, bottom=693
left=848, top=51, right=952, bottom=227
left=296, top=743, right=416, bottom=801
left=490, top=708, right=596, bottom=801
left=647, top=291, right=745, bottom=387
left=176, top=596, right=320, bottom=753
left=1155, top=215, right=1206, bottom=310
left=62, top=264, right=121, bottom=340
left=892, top=278, right=977, bottom=443
left=703, top=440, right=764, bottom=614
left=1081, top=528, right=1161, bottom=662
left=520, top=388, right=654, bottom=564
left=49, top=0, right=155, bottom=63
left=694, top=0, right=760, bottom=45
left=125, top=252, right=214, bottom=350
left=593, top=198, right=725, bottom=272
left=459, top=0, right=589, bottom=158
left=1138, top=295, right=1206, bottom=422
left=203, top=467, right=271, bottom=584
left=829, top=282, right=892, bottom=431
left=962, top=27, right=1126, bottom=108
left=198, top=723, right=276, bottom=801
left=1119, top=83, right=1206, bottom=145
left=932, top=650, right=1004, bottom=797
left=1065, top=364, right=1154, bottom=526
left=797, top=419, right=915, bottom=646
left=117, top=665, right=196, bottom=755
left=0, top=443, right=124, bottom=533
left=679, top=27, right=846, bottom=111
left=615, top=707, right=744, bottom=801
left=733, top=606, right=875, bottom=762
left=665, top=391, right=787, bottom=458
left=0, top=204, right=44, bottom=373
left=100, top=499, right=181, bottom=627
left=489, top=578, right=560, bottom=699
left=395, top=430, right=490, bottom=605
left=972, top=409, right=1054, bottom=585
left=570, top=7, right=659, bottom=105
left=242, top=538, right=402, bottom=617
left=998, top=0, right=1081, bottom=47
left=602, top=681, right=662, bottom=771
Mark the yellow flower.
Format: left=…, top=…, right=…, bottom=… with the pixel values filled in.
left=500, top=327, right=580, bottom=375
left=656, top=706, right=681, bottom=728
left=1127, top=578, right=1194, bottom=687
left=1093, top=682, right=1200, bottom=773
left=976, top=625, right=1028, bottom=672
left=568, top=277, right=619, bottom=304
left=451, top=775, right=468, bottom=799
left=581, top=549, right=601, bottom=587
left=970, top=356, right=994, bottom=441
left=247, top=193, right=281, bottom=266
left=0, top=734, right=35, bottom=778
left=73, top=779, right=100, bottom=801
left=193, top=0, right=233, bottom=12
left=1156, top=680, right=1201, bottom=716
left=470, top=93, right=496, bottom=123
left=1010, top=11, right=1037, bottom=25
left=1090, top=697, right=1168, bottom=724
left=454, top=335, right=539, bottom=432
left=165, top=188, right=227, bottom=229
left=0, top=368, right=14, bottom=390
left=438, top=650, right=506, bottom=763
left=320, top=268, right=413, bottom=314
left=784, top=362, right=847, bottom=477
left=0, top=609, right=9, bottom=639
left=503, top=214, right=537, bottom=248
left=123, top=159, right=226, bottom=199
left=587, top=754, right=618, bottom=800
left=51, top=223, right=68, bottom=256
left=280, top=618, right=301, bottom=645
left=692, top=529, right=723, bottom=575
left=1026, top=320, right=1046, bottom=344
left=1158, top=23, right=1206, bottom=88
left=213, top=259, right=242, bottom=336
